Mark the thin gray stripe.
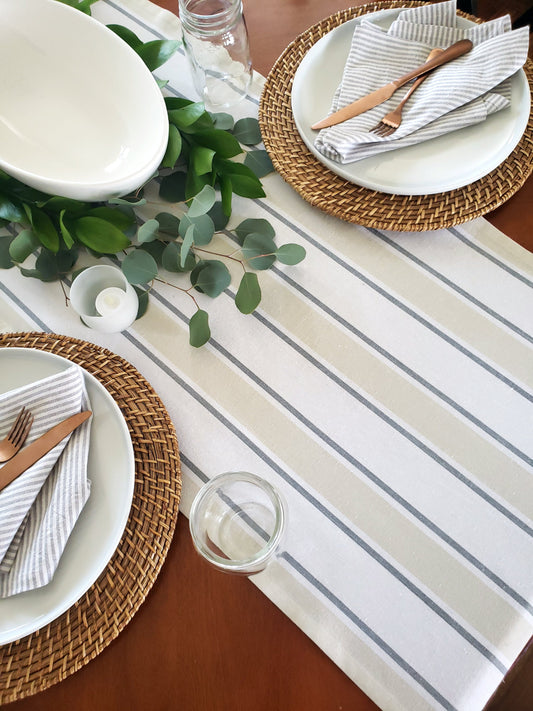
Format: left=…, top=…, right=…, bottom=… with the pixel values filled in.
left=256, top=200, right=533, bottom=403
left=182, top=452, right=459, bottom=711
left=449, top=227, right=533, bottom=288
left=282, top=553, right=459, bottom=711
left=144, top=290, right=533, bottom=614
left=0, top=282, right=51, bottom=332
left=267, top=263, right=533, bottom=469
left=367, top=227, right=533, bottom=344
left=244, top=297, right=533, bottom=539
left=141, top=362, right=506, bottom=675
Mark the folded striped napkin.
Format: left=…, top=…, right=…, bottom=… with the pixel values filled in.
left=314, top=0, right=529, bottom=164
left=0, top=365, right=92, bottom=598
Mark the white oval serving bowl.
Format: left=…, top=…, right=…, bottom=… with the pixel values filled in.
left=0, top=0, right=169, bottom=201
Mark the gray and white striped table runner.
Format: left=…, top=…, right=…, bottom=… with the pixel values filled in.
left=315, top=0, right=529, bottom=163
left=0, top=1, right=532, bottom=709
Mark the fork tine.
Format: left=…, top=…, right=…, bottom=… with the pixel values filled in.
left=9, top=408, right=34, bottom=446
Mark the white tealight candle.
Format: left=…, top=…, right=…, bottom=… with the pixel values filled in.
left=95, top=286, right=127, bottom=317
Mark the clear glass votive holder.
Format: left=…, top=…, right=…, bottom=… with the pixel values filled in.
left=189, top=472, right=287, bottom=575
left=178, top=0, right=252, bottom=110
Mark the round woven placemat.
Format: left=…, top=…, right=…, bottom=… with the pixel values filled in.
left=259, top=0, right=533, bottom=231
left=0, top=332, right=181, bottom=704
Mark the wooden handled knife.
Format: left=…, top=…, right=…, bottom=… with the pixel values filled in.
left=311, top=38, right=473, bottom=130
left=0, top=410, right=92, bottom=492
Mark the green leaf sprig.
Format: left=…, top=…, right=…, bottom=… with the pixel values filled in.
left=0, top=8, right=304, bottom=347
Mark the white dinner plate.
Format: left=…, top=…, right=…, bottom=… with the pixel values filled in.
left=0, top=0, right=168, bottom=201
left=0, top=348, right=135, bottom=644
left=291, top=9, right=531, bottom=195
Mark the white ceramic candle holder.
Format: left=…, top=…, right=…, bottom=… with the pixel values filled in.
left=70, top=265, right=139, bottom=333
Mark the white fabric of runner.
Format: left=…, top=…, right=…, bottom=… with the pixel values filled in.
left=314, top=0, right=529, bottom=164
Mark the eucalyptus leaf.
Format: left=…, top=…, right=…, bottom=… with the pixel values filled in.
left=136, top=39, right=181, bottom=71
left=235, top=272, right=261, bottom=314
left=108, top=196, right=147, bottom=206
left=241, top=232, right=276, bottom=270
left=138, top=218, right=160, bottom=244
left=207, top=201, right=229, bottom=231
left=180, top=224, right=195, bottom=268
left=188, top=185, right=216, bottom=218
left=134, top=286, right=150, bottom=318
left=9, top=229, right=39, bottom=263
left=244, top=149, right=274, bottom=178
left=235, top=218, right=275, bottom=245
left=276, top=243, right=306, bottom=265
left=140, top=239, right=166, bottom=266
left=212, top=113, right=234, bottom=130
left=159, top=171, right=187, bottom=203
left=189, top=309, right=210, bottom=348
left=162, top=241, right=196, bottom=273
left=122, top=249, right=158, bottom=284
left=74, top=216, right=130, bottom=253
left=192, top=260, right=231, bottom=297
left=156, top=212, right=180, bottom=236
left=232, top=117, right=262, bottom=145
left=179, top=213, right=215, bottom=246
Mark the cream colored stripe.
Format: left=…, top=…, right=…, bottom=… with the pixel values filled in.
left=133, top=303, right=532, bottom=654
left=260, top=180, right=533, bottom=388
left=253, top=558, right=436, bottom=711
left=0, top=300, right=36, bottom=333
left=254, top=269, right=533, bottom=521
left=461, top=218, right=533, bottom=275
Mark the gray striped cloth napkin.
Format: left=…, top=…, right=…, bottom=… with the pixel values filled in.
left=0, top=365, right=92, bottom=598
left=314, top=0, right=529, bottom=164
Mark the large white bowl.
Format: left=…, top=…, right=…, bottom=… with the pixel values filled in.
left=0, top=0, right=169, bottom=201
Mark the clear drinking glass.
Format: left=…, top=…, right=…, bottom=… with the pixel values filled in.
left=178, top=0, right=253, bottom=110
left=189, top=472, right=287, bottom=575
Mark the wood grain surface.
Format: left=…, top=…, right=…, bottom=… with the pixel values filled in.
left=6, top=3, right=532, bottom=711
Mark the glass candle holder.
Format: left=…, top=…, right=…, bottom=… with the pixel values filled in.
left=69, top=265, right=139, bottom=333
left=179, top=0, right=252, bottom=109
left=189, top=472, right=287, bottom=575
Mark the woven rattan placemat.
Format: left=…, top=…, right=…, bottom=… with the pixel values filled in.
left=0, top=332, right=181, bottom=704
left=259, top=0, right=533, bottom=231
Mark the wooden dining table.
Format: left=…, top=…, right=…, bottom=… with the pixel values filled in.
left=7, top=1, right=532, bottom=710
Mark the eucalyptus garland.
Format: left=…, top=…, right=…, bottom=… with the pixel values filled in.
left=0, top=0, right=305, bottom=346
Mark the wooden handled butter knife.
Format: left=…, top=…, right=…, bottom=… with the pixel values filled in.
left=0, top=410, right=92, bottom=492
left=311, top=38, right=473, bottom=130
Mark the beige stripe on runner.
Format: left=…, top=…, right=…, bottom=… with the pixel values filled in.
left=133, top=305, right=531, bottom=654
left=255, top=269, right=533, bottom=520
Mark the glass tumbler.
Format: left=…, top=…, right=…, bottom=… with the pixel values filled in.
left=189, top=472, right=287, bottom=575
left=179, top=0, right=253, bottom=110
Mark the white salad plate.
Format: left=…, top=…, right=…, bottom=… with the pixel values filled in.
left=291, top=8, right=530, bottom=195
left=0, top=348, right=135, bottom=644
left=0, top=0, right=168, bottom=201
